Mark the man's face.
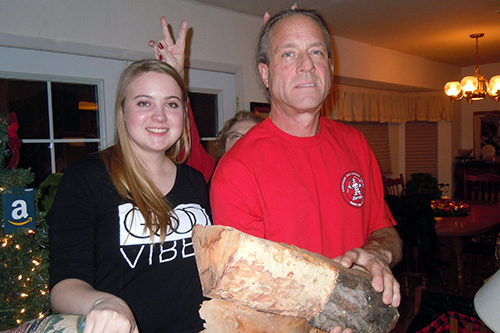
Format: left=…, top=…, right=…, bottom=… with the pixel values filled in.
left=259, top=14, right=332, bottom=115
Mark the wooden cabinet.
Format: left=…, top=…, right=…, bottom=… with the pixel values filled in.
left=454, top=161, right=500, bottom=198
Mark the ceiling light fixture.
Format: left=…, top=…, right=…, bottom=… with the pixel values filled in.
left=444, top=33, right=500, bottom=103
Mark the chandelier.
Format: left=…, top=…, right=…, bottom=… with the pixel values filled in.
left=444, top=33, right=500, bottom=103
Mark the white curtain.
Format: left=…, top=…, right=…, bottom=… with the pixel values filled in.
left=322, top=85, right=453, bottom=123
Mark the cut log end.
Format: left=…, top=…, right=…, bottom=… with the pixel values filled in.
left=309, top=268, right=399, bottom=332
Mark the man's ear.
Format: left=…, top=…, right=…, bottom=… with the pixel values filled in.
left=258, top=62, right=269, bottom=88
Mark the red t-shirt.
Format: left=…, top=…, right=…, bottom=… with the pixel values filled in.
left=211, top=117, right=395, bottom=258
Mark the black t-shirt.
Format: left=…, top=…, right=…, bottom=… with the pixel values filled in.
left=48, top=154, right=211, bottom=332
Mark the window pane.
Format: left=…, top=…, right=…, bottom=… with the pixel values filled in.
left=17, top=143, right=51, bottom=187
left=0, top=79, right=50, bottom=139
left=52, top=82, right=99, bottom=139
left=55, top=142, right=98, bottom=173
left=188, top=92, right=218, bottom=137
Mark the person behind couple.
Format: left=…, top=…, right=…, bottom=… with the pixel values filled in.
left=186, top=109, right=263, bottom=183
left=210, top=7, right=403, bottom=314
left=214, top=110, right=263, bottom=158
left=48, top=59, right=210, bottom=333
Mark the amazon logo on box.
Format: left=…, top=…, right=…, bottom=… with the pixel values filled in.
left=2, top=188, right=35, bottom=234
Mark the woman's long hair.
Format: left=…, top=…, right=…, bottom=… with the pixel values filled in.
left=100, top=59, right=191, bottom=242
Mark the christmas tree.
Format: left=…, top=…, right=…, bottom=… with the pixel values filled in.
left=0, top=114, right=60, bottom=330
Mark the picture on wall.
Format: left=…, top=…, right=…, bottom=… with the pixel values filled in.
left=473, top=111, right=500, bottom=161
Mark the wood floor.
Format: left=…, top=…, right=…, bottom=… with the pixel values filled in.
left=390, top=244, right=496, bottom=332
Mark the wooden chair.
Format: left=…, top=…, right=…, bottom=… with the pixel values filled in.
left=384, top=173, right=406, bottom=197
left=463, top=173, right=500, bottom=202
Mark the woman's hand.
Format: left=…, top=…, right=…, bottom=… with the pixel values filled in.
left=149, top=16, right=188, bottom=77
left=50, top=279, right=139, bottom=333
left=83, top=296, right=138, bottom=333
left=263, top=3, right=298, bottom=24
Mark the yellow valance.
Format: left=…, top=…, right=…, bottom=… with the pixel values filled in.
left=321, top=85, right=454, bottom=123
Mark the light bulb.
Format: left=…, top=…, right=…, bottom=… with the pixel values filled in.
left=444, top=81, right=462, bottom=97
left=489, top=75, right=500, bottom=92
left=461, top=76, right=478, bottom=92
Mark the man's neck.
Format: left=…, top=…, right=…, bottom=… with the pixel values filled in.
left=268, top=107, right=321, bottom=137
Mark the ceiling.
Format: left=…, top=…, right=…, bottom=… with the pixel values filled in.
left=186, top=0, right=500, bottom=68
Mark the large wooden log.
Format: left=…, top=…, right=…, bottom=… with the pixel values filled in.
left=193, top=224, right=399, bottom=332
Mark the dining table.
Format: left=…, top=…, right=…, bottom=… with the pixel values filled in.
left=434, top=202, right=500, bottom=295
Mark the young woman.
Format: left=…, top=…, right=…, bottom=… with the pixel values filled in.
left=48, top=59, right=210, bottom=333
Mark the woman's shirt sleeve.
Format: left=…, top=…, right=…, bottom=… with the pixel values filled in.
left=48, top=158, right=104, bottom=290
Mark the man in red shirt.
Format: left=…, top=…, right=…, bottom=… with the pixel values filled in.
left=210, top=8, right=402, bottom=310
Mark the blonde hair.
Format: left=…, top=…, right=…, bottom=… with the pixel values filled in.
left=100, top=59, right=191, bottom=242
left=215, top=111, right=263, bottom=158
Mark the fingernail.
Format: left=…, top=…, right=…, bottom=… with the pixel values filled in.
left=159, top=55, right=163, bottom=60
left=158, top=42, right=164, bottom=50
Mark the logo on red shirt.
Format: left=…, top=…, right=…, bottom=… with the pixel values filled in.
left=341, top=171, right=365, bottom=207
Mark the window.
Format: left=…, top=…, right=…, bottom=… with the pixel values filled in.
left=0, top=78, right=101, bottom=186
left=341, top=121, right=392, bottom=175
left=405, top=122, right=437, bottom=180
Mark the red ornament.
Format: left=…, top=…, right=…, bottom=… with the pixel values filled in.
left=7, top=112, right=21, bottom=169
